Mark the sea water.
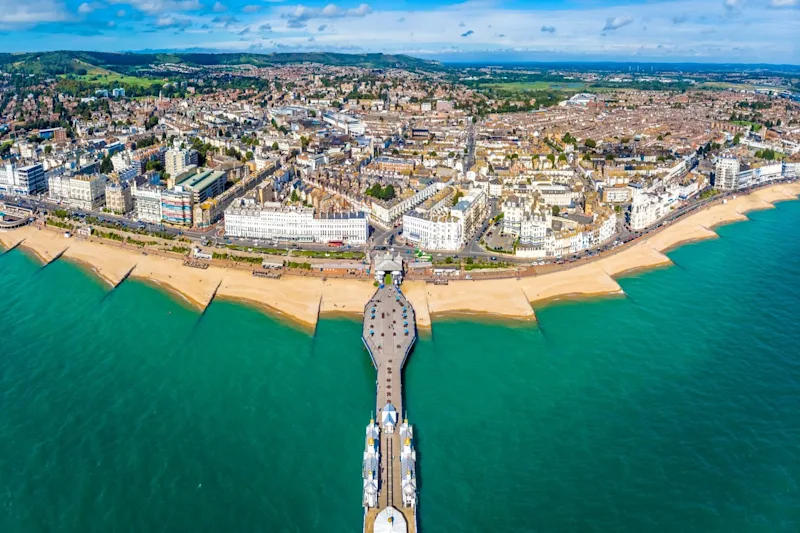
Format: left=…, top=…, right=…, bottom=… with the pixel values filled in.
left=0, top=199, right=798, bottom=532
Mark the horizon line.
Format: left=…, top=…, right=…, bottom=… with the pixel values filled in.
left=3, top=49, right=800, bottom=69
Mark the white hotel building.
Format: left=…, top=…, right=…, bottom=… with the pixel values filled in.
left=714, top=155, right=741, bottom=191
left=402, top=189, right=488, bottom=251
left=48, top=173, right=108, bottom=210
left=628, top=189, right=670, bottom=231
left=224, top=201, right=368, bottom=244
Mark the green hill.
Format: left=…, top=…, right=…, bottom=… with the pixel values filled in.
left=0, top=51, right=442, bottom=77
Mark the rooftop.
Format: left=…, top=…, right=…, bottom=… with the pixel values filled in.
left=176, top=168, right=225, bottom=192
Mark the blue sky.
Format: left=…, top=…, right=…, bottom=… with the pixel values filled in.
left=0, top=0, right=798, bottom=63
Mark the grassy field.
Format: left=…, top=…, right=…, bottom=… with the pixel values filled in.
left=481, top=81, right=586, bottom=91
left=699, top=82, right=757, bottom=90
left=731, top=120, right=762, bottom=131
left=65, top=62, right=162, bottom=87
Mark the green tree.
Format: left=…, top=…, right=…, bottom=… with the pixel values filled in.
left=552, top=205, right=560, bottom=216
left=290, top=189, right=299, bottom=202
left=99, top=155, right=113, bottom=174
left=584, top=138, right=597, bottom=149
left=272, top=141, right=279, bottom=150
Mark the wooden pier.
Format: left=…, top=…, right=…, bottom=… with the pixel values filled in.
left=362, top=283, right=417, bottom=533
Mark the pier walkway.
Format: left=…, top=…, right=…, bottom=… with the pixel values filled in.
left=362, top=283, right=417, bottom=533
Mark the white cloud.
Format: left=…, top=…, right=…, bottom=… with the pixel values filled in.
left=116, top=8, right=126, bottom=16
left=0, top=0, right=70, bottom=25
left=769, top=0, right=797, bottom=6
left=106, top=0, right=201, bottom=15
left=155, top=14, right=193, bottom=27
left=19, top=0, right=793, bottom=64
left=281, top=3, right=372, bottom=25
left=602, top=17, right=633, bottom=31
left=212, top=1, right=226, bottom=12
left=242, top=4, right=260, bottom=12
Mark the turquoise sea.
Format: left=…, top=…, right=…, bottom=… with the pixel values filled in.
left=1, top=199, right=799, bottom=533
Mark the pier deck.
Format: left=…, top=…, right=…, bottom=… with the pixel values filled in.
left=362, top=284, right=417, bottom=532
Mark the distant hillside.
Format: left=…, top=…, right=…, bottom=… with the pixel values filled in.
left=0, top=51, right=443, bottom=76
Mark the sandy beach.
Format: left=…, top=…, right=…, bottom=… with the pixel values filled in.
left=1, top=182, right=798, bottom=329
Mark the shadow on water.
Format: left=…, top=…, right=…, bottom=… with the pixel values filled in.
left=33, top=248, right=69, bottom=275
left=100, top=266, right=136, bottom=304
left=189, top=280, right=222, bottom=334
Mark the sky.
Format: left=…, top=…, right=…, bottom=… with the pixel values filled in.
left=0, top=0, right=798, bottom=64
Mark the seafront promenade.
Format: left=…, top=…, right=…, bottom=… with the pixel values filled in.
left=362, top=272, right=418, bottom=533
left=2, top=182, right=800, bottom=331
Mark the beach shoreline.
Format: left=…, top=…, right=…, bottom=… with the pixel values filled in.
left=1, top=181, right=798, bottom=330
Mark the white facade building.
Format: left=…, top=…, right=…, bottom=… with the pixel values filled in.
left=48, top=173, right=70, bottom=201
left=132, top=182, right=163, bottom=223
left=7, top=164, right=47, bottom=196
left=402, top=214, right=462, bottom=251
left=224, top=202, right=368, bottom=244
left=322, top=112, right=366, bottom=136
left=714, top=156, right=740, bottom=191
left=69, top=174, right=108, bottom=210
left=402, top=189, right=488, bottom=251
left=536, top=183, right=580, bottom=207
left=629, top=189, right=670, bottom=231
left=48, top=173, right=108, bottom=210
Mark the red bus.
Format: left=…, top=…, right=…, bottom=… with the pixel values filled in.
left=328, top=240, right=344, bottom=247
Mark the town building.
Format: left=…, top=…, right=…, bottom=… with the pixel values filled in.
left=322, top=112, right=366, bottom=136
left=105, top=181, right=133, bottom=214
left=174, top=167, right=226, bottom=204
left=164, top=148, right=199, bottom=178
left=402, top=189, right=488, bottom=251
left=161, top=188, right=194, bottom=226
left=132, top=182, right=163, bottom=223
left=628, top=189, right=670, bottom=231
left=69, top=174, right=108, bottom=210
left=48, top=172, right=107, bottom=209
left=714, top=155, right=740, bottom=191
left=602, top=185, right=632, bottom=204
left=224, top=201, right=368, bottom=244
left=371, top=181, right=443, bottom=227
left=11, top=164, right=46, bottom=196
